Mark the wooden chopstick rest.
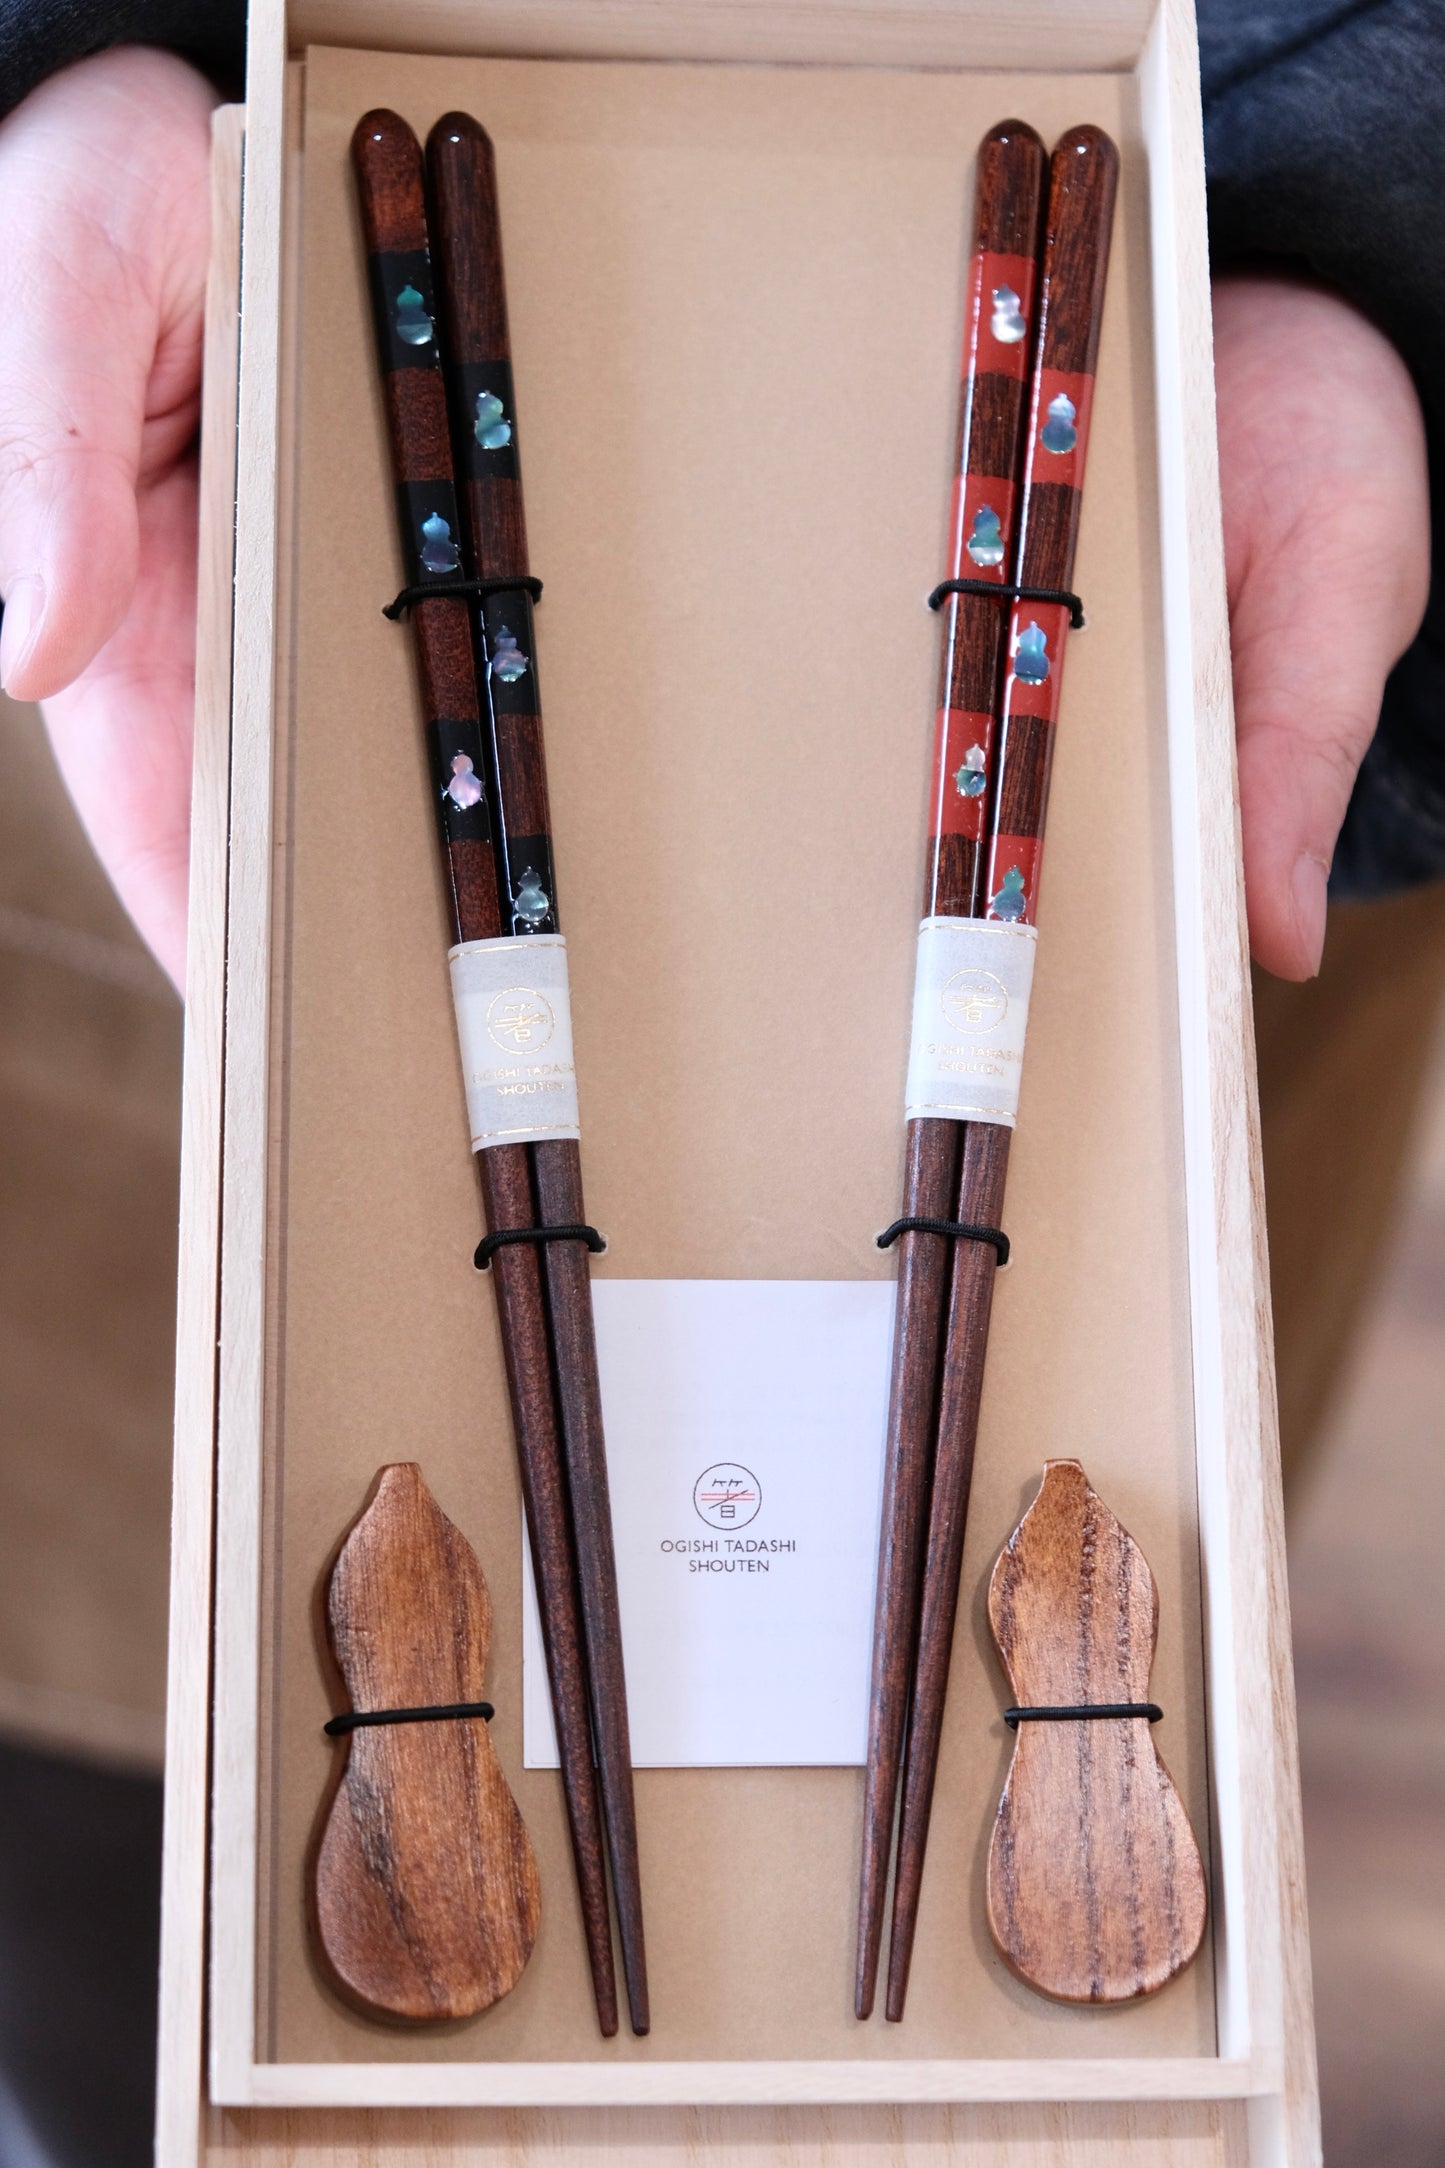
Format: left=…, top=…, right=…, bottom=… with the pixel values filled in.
left=986, top=1458, right=1206, bottom=2002
left=311, top=1462, right=540, bottom=2022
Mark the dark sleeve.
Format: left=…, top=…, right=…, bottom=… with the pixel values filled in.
left=0, top=0, right=245, bottom=123
left=1199, top=0, right=1445, bottom=898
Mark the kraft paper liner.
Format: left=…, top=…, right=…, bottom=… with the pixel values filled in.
left=254, top=45, right=1212, bottom=2069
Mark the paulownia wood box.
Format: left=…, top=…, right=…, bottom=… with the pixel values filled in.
left=157, top=1, right=1320, bottom=2162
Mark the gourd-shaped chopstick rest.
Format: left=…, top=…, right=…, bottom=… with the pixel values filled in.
left=986, top=1458, right=1206, bottom=2001
left=311, top=1463, right=540, bottom=2021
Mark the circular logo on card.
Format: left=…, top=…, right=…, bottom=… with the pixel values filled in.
left=485, top=986, right=555, bottom=1054
left=693, top=1462, right=762, bottom=1530
left=941, top=968, right=1008, bottom=1036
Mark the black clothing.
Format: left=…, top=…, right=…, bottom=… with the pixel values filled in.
left=1202, top=0, right=1445, bottom=895
left=0, top=0, right=241, bottom=116
left=0, top=1742, right=161, bottom=2168
left=0, top=7, right=1441, bottom=2167
left=3, top=0, right=1443, bottom=893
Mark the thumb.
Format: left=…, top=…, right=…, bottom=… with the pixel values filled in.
left=0, top=412, right=142, bottom=703
left=0, top=82, right=158, bottom=697
left=1214, top=276, right=1430, bottom=981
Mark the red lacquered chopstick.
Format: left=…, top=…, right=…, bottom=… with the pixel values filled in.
left=883, top=123, right=1119, bottom=2022
left=855, top=118, right=1046, bottom=2022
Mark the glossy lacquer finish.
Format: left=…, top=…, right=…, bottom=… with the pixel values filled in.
left=856, top=119, right=1046, bottom=2024
left=351, top=109, right=622, bottom=2040
left=884, top=125, right=1119, bottom=2023
left=426, top=109, right=648, bottom=2041
left=983, top=125, right=1120, bottom=930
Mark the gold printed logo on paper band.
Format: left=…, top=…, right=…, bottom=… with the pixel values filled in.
left=485, top=986, right=556, bottom=1055
left=941, top=967, right=1009, bottom=1036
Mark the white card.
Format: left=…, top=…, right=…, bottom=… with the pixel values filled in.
left=522, top=1279, right=893, bottom=1767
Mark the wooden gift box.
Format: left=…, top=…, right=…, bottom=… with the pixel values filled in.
left=157, top=1, right=1320, bottom=2162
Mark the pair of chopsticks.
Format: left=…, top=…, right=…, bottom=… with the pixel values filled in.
left=857, top=120, right=1119, bottom=2023
left=352, top=111, right=647, bottom=2039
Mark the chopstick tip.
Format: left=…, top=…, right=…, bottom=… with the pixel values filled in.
left=985, top=117, right=1045, bottom=153
left=1051, top=121, right=1120, bottom=174
left=428, top=108, right=496, bottom=157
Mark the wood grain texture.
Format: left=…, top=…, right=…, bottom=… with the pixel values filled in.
left=985, top=1458, right=1206, bottom=2002
left=426, top=110, right=543, bottom=931
left=529, top=1134, right=648, bottom=2030
left=184, top=18, right=1319, bottom=2152
left=312, top=1464, right=540, bottom=2020
left=208, top=39, right=301, bottom=2107
left=885, top=1117, right=1010, bottom=2020
left=983, top=123, right=1119, bottom=921
left=856, top=117, right=1045, bottom=2024
left=473, top=1142, right=620, bottom=2038
left=351, top=107, right=504, bottom=942
left=155, top=101, right=245, bottom=2168
left=290, top=0, right=1161, bottom=71
left=351, top=108, right=620, bottom=2038
left=927, top=120, right=1046, bottom=921
left=204, top=2096, right=1255, bottom=2166
left=881, top=124, right=1119, bottom=2023
left=1139, top=2, right=1318, bottom=2149
left=427, top=108, right=649, bottom=2036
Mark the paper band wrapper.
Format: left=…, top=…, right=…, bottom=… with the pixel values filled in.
left=448, top=934, right=580, bottom=1149
left=903, top=916, right=1038, bottom=1129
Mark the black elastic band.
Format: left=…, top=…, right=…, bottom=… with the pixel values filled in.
left=1003, top=1702, right=1162, bottom=1728
left=383, top=574, right=543, bottom=620
left=474, top=1222, right=606, bottom=1271
left=325, top=1700, right=494, bottom=1737
left=877, top=1214, right=1010, bottom=1267
left=928, top=578, right=1085, bottom=630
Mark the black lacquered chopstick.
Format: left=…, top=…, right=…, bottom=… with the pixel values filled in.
left=351, top=108, right=622, bottom=2039
left=425, top=109, right=649, bottom=2038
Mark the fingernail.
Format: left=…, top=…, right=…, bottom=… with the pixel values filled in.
left=1290, top=853, right=1329, bottom=978
left=0, top=576, right=45, bottom=693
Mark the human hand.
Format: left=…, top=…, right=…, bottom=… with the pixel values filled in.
left=0, top=46, right=219, bottom=992
left=1213, top=273, right=1430, bottom=981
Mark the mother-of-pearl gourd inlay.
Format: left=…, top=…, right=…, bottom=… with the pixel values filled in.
left=489, top=625, right=529, bottom=682
left=1013, top=621, right=1050, bottom=684
left=474, top=389, right=513, bottom=451
left=990, top=284, right=1027, bottom=343
left=989, top=864, right=1028, bottom=921
left=512, top=868, right=551, bottom=929
left=419, top=511, right=461, bottom=574
left=393, top=281, right=433, bottom=346
left=954, top=744, right=988, bottom=798
left=1041, top=391, right=1077, bottom=454
left=444, top=753, right=483, bottom=810
left=966, top=504, right=1006, bottom=567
